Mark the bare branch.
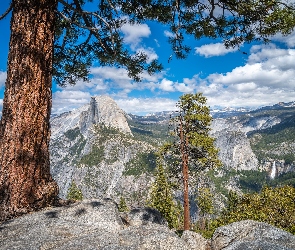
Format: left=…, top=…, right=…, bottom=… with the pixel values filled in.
left=105, top=0, right=118, bottom=13
left=0, top=1, right=13, bottom=20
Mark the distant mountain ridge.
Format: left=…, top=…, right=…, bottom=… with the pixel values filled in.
left=50, top=96, right=295, bottom=210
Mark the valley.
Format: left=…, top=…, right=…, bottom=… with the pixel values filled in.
left=49, top=96, right=295, bottom=215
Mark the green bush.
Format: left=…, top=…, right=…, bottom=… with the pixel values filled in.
left=213, top=186, right=295, bottom=236
left=118, top=196, right=129, bottom=212
left=123, top=151, right=157, bottom=176
left=67, top=181, right=83, bottom=201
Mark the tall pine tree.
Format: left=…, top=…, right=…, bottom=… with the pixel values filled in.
left=0, top=0, right=294, bottom=221
left=164, top=93, right=221, bottom=230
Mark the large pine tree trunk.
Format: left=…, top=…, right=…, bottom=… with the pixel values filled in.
left=0, top=0, right=58, bottom=221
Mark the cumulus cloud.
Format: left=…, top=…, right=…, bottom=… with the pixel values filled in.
left=115, top=97, right=177, bottom=114
left=164, top=30, right=174, bottom=38
left=51, top=44, right=295, bottom=115
left=121, top=23, right=151, bottom=48
left=90, top=66, right=165, bottom=92
left=136, top=47, right=158, bottom=63
left=195, top=44, right=295, bottom=108
left=0, top=71, right=7, bottom=87
left=158, top=78, right=175, bottom=92
left=52, top=90, right=91, bottom=114
left=272, top=30, right=295, bottom=48
left=195, top=42, right=239, bottom=57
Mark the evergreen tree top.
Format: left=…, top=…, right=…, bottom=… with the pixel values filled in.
left=3, top=0, right=294, bottom=86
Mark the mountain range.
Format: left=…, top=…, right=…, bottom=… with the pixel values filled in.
left=49, top=96, right=295, bottom=210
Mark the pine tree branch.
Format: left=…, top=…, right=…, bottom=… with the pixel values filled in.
left=0, top=1, right=13, bottom=20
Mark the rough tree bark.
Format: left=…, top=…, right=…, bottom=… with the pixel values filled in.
left=0, top=0, right=59, bottom=221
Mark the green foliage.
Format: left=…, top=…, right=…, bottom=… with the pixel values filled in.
left=197, top=187, right=214, bottom=217
left=194, top=187, right=215, bottom=237
left=79, top=145, right=105, bottom=166
left=166, top=93, right=222, bottom=176
left=206, top=169, right=238, bottom=197
left=64, top=127, right=81, bottom=140
left=78, top=124, right=133, bottom=167
left=148, top=163, right=183, bottom=229
left=238, top=170, right=269, bottom=193
left=118, top=196, right=129, bottom=212
left=214, top=186, right=295, bottom=235
left=128, top=119, right=172, bottom=147
left=123, top=151, right=157, bottom=176
left=238, top=170, right=295, bottom=192
left=269, top=171, right=295, bottom=188
left=196, top=185, right=295, bottom=238
left=67, top=181, right=83, bottom=201
left=53, top=0, right=295, bottom=85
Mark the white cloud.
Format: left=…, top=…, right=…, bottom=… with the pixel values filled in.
left=175, top=83, right=194, bottom=93
left=154, top=39, right=160, bottom=47
left=91, top=66, right=130, bottom=81
left=90, top=66, right=165, bottom=92
left=164, top=30, right=174, bottom=38
left=115, top=97, right=177, bottom=114
left=121, top=23, right=151, bottom=48
left=50, top=44, right=295, bottom=115
left=194, top=45, right=295, bottom=108
left=272, top=30, right=295, bottom=48
left=52, top=90, right=91, bottom=114
left=159, top=78, right=175, bottom=92
left=136, top=47, right=158, bottom=63
left=195, top=43, right=239, bottom=57
left=0, top=71, right=7, bottom=87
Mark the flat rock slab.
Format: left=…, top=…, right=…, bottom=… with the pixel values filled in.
left=0, top=199, right=192, bottom=250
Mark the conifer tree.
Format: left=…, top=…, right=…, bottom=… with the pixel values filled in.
left=67, top=181, right=83, bottom=201
left=1, top=0, right=294, bottom=221
left=196, top=187, right=214, bottom=230
left=118, top=196, right=129, bottom=212
left=148, top=160, right=182, bottom=229
left=164, top=93, right=221, bottom=230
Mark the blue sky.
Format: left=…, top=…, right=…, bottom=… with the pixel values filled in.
left=1, top=2, right=295, bottom=115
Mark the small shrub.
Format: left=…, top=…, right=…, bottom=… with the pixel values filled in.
left=118, top=196, right=129, bottom=212
left=67, top=181, right=83, bottom=201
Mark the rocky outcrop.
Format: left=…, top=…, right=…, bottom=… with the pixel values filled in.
left=51, top=95, right=131, bottom=138
left=1, top=201, right=294, bottom=250
left=0, top=199, right=191, bottom=250
left=80, top=96, right=132, bottom=135
left=211, top=220, right=295, bottom=250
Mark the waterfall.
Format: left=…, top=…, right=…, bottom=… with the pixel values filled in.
left=270, top=161, right=276, bottom=179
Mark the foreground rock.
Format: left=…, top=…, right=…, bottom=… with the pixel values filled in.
left=0, top=199, right=196, bottom=250
left=211, top=220, right=295, bottom=250
left=1, top=200, right=294, bottom=250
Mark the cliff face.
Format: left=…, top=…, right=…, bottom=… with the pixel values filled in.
left=211, top=118, right=258, bottom=172
left=50, top=96, right=154, bottom=205
left=51, top=95, right=131, bottom=139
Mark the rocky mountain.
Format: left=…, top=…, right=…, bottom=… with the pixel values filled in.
left=50, top=96, right=295, bottom=211
left=50, top=96, right=155, bottom=206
